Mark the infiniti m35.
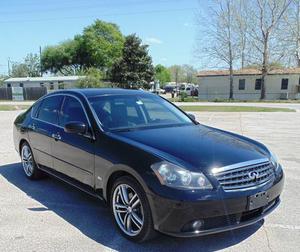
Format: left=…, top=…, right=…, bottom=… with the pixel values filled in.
left=13, top=89, right=284, bottom=242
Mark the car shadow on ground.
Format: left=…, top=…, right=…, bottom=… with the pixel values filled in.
left=0, top=163, right=263, bottom=252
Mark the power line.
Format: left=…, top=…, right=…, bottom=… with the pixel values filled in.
left=0, top=7, right=195, bottom=24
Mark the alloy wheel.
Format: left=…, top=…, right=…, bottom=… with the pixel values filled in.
left=112, top=184, right=144, bottom=236
left=21, top=145, right=34, bottom=177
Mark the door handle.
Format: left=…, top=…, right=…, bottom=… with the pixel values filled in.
left=51, top=133, right=62, bottom=141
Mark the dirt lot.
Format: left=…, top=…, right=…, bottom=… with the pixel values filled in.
left=0, top=110, right=299, bottom=252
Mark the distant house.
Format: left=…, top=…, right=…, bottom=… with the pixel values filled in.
left=4, top=76, right=84, bottom=90
left=197, top=68, right=300, bottom=100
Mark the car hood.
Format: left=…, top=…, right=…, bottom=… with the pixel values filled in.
left=111, top=124, right=269, bottom=173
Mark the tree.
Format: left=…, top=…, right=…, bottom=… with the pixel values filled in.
left=11, top=53, right=41, bottom=77
left=110, top=34, right=154, bottom=89
left=282, top=0, right=300, bottom=66
left=154, top=64, right=171, bottom=86
left=76, top=67, right=106, bottom=88
left=81, top=20, right=124, bottom=69
left=195, top=0, right=239, bottom=99
left=182, top=64, right=198, bottom=83
left=41, top=20, right=124, bottom=75
left=247, top=0, right=292, bottom=99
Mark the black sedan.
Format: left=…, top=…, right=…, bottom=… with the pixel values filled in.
left=13, top=89, right=284, bottom=242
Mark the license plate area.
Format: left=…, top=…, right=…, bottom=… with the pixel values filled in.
left=248, top=191, right=269, bottom=211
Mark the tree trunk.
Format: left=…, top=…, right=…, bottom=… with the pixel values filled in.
left=261, top=37, right=269, bottom=100
left=229, top=63, right=234, bottom=99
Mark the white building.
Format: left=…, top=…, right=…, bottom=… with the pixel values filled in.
left=197, top=68, right=300, bottom=100
left=4, top=76, right=84, bottom=90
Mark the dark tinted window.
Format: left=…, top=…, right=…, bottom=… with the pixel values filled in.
left=239, top=79, right=245, bottom=90
left=281, top=79, right=288, bottom=90
left=59, top=96, right=88, bottom=127
left=255, top=79, right=262, bottom=90
left=37, top=96, right=63, bottom=124
left=89, top=95, right=193, bottom=131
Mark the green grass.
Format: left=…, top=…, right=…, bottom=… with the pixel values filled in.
left=0, top=105, right=30, bottom=111
left=179, top=105, right=295, bottom=112
left=168, top=97, right=300, bottom=103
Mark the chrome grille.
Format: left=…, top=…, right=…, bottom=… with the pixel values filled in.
left=214, top=161, right=275, bottom=191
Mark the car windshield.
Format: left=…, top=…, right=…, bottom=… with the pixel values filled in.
left=88, top=94, right=194, bottom=131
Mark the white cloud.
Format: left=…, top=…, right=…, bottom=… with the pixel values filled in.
left=145, top=37, right=163, bottom=45
left=160, top=58, right=167, bottom=62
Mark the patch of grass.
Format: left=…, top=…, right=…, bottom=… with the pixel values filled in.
left=168, top=97, right=300, bottom=103
left=179, top=105, right=295, bottom=112
left=0, top=105, right=30, bottom=111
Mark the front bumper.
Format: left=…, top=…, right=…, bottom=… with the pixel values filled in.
left=147, top=171, right=284, bottom=237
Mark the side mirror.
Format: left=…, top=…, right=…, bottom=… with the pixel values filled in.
left=188, top=113, right=196, bottom=121
left=64, top=121, right=87, bottom=134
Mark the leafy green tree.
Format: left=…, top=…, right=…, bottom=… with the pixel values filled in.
left=11, top=53, right=40, bottom=77
left=76, top=67, right=106, bottom=88
left=154, top=64, right=171, bottom=86
left=81, top=20, right=124, bottom=69
left=41, top=20, right=124, bottom=75
left=111, top=34, right=154, bottom=89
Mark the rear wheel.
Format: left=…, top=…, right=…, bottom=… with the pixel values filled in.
left=21, top=142, right=43, bottom=180
left=110, top=176, right=156, bottom=242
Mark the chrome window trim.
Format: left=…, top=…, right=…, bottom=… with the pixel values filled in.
left=30, top=93, right=95, bottom=139
left=210, top=158, right=270, bottom=174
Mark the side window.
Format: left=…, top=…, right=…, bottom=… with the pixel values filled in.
left=31, top=100, right=42, bottom=118
left=59, top=96, right=88, bottom=127
left=37, top=96, right=63, bottom=124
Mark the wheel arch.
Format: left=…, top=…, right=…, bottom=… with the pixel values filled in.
left=103, top=164, right=151, bottom=204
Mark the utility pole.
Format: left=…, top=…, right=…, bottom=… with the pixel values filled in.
left=39, top=46, right=42, bottom=77
left=7, top=58, right=11, bottom=76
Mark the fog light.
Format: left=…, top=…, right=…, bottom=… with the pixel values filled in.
left=182, top=220, right=204, bottom=232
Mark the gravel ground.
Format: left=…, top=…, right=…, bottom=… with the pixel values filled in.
left=0, top=110, right=299, bottom=252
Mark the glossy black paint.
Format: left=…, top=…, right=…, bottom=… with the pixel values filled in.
left=13, top=88, right=284, bottom=237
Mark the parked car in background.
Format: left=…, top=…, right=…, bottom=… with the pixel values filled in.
left=179, top=83, right=198, bottom=96
left=13, top=88, right=284, bottom=242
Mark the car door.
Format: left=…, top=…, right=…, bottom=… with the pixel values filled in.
left=51, top=95, right=95, bottom=187
left=28, top=95, right=64, bottom=169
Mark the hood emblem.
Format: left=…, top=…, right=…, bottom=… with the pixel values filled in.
left=248, top=171, right=259, bottom=181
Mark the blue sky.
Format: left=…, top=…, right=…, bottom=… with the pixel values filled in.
left=0, top=0, right=212, bottom=75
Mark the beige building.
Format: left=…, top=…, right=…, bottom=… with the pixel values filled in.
left=4, top=76, right=84, bottom=90
left=197, top=68, right=300, bottom=100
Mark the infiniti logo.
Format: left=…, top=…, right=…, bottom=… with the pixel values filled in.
left=248, top=171, right=259, bottom=181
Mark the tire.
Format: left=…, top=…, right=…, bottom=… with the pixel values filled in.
left=20, top=142, right=44, bottom=180
left=110, top=176, right=156, bottom=242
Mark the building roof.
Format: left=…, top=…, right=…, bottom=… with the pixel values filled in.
left=197, top=68, right=300, bottom=77
left=4, top=76, right=84, bottom=83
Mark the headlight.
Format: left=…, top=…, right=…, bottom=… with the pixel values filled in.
left=151, top=161, right=213, bottom=190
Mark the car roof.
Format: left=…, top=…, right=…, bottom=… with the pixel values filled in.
left=48, top=88, right=152, bottom=98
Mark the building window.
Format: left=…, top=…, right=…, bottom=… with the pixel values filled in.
left=58, top=81, right=64, bottom=89
left=255, top=79, right=262, bottom=90
left=50, top=82, right=54, bottom=90
left=281, top=78, right=288, bottom=90
left=7, top=83, right=11, bottom=88
left=19, top=83, right=24, bottom=88
left=239, top=79, right=245, bottom=90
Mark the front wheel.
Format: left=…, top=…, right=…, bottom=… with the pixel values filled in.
left=110, top=176, right=156, bottom=242
left=21, top=142, right=43, bottom=180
